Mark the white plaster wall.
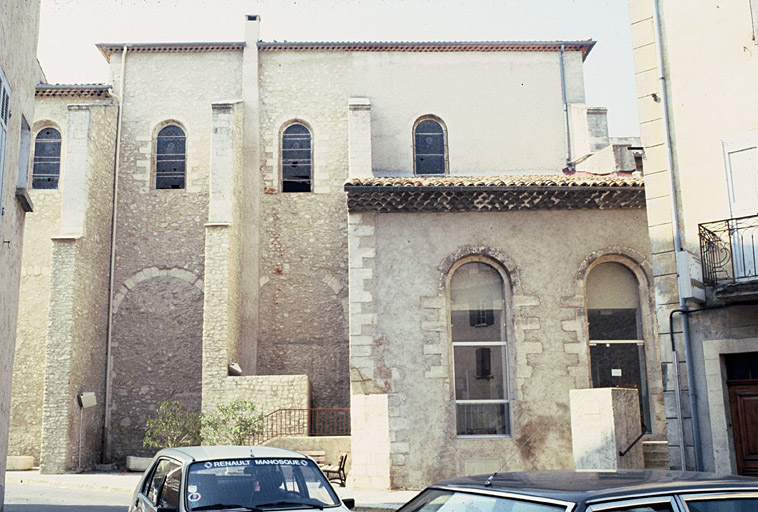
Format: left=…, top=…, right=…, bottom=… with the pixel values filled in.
left=349, top=50, right=587, bottom=175
left=358, top=206, right=657, bottom=488
left=0, top=0, right=40, bottom=504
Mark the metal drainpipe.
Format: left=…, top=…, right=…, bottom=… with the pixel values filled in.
left=101, top=44, right=127, bottom=464
left=652, top=0, right=702, bottom=471
left=560, top=44, right=572, bottom=169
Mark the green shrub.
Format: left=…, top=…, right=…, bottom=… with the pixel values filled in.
left=143, top=400, right=202, bottom=449
left=201, top=399, right=263, bottom=445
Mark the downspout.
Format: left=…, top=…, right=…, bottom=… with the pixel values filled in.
left=652, top=0, right=702, bottom=471
left=102, top=44, right=127, bottom=464
left=560, top=44, right=572, bottom=170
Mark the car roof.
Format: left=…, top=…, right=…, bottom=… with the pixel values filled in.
left=432, top=470, right=758, bottom=505
left=155, top=445, right=310, bottom=464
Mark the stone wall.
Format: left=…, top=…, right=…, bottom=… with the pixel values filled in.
left=350, top=207, right=660, bottom=489
left=38, top=103, right=118, bottom=473
left=106, top=48, right=241, bottom=463
left=257, top=50, right=351, bottom=409
left=0, top=1, right=40, bottom=503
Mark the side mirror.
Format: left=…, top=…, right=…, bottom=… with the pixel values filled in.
left=343, top=498, right=355, bottom=510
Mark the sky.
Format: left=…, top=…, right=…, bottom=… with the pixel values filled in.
left=37, top=0, right=641, bottom=136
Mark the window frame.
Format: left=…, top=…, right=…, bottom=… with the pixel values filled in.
left=585, top=260, right=653, bottom=432
left=31, top=125, right=62, bottom=190
left=448, top=256, right=512, bottom=438
left=154, top=122, right=187, bottom=190
left=0, top=64, right=10, bottom=228
left=413, top=115, right=449, bottom=176
left=280, top=121, right=313, bottom=193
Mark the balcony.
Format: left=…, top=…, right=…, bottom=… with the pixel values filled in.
left=699, top=214, right=758, bottom=300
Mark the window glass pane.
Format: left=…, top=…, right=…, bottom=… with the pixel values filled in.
left=160, top=463, right=182, bottom=508
left=590, top=343, right=650, bottom=427
left=725, top=352, right=758, bottom=381
left=456, top=403, right=509, bottom=436
left=187, top=458, right=339, bottom=511
left=33, top=128, right=61, bottom=189
left=454, top=345, right=505, bottom=400
left=147, top=459, right=172, bottom=505
left=282, top=123, right=312, bottom=193
left=598, top=503, right=674, bottom=512
left=156, top=125, right=186, bottom=189
left=451, top=263, right=504, bottom=343
left=414, top=119, right=445, bottom=175
left=416, top=155, right=446, bottom=175
left=399, top=489, right=565, bottom=512
left=587, top=309, right=639, bottom=340
left=686, top=498, right=758, bottom=512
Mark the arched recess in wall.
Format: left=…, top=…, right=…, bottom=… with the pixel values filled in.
left=152, top=119, right=188, bottom=190
left=108, top=269, right=204, bottom=462
left=445, top=253, right=515, bottom=438
left=413, top=114, right=448, bottom=175
left=279, top=119, right=313, bottom=193
left=257, top=274, right=349, bottom=410
left=31, top=121, right=63, bottom=189
left=579, top=251, right=659, bottom=434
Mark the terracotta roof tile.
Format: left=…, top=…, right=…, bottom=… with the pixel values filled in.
left=345, top=174, right=644, bottom=212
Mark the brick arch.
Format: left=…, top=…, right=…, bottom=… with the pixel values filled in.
left=112, top=267, right=203, bottom=314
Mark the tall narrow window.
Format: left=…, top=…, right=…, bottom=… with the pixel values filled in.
left=281, top=123, right=312, bottom=192
left=0, top=66, right=9, bottom=227
left=156, top=124, right=186, bottom=189
left=450, top=261, right=510, bottom=436
left=32, top=128, right=61, bottom=189
left=586, top=262, right=651, bottom=429
left=414, top=117, right=447, bottom=175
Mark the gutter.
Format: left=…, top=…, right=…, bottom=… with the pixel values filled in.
left=102, top=44, right=127, bottom=464
left=652, top=0, right=702, bottom=471
left=560, top=44, right=573, bottom=171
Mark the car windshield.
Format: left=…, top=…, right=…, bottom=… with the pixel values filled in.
left=397, top=489, right=568, bottom=512
left=186, top=458, right=341, bottom=511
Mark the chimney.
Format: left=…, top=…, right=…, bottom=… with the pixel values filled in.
left=245, top=14, right=261, bottom=44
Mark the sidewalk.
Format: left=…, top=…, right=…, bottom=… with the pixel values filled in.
left=5, top=469, right=419, bottom=511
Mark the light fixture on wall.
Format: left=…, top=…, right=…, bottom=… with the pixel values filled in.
left=77, top=392, right=97, bottom=472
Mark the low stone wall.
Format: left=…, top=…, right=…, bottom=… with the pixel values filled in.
left=262, top=435, right=351, bottom=470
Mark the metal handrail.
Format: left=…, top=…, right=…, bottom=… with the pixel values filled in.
left=699, top=213, right=758, bottom=286
left=254, top=408, right=350, bottom=445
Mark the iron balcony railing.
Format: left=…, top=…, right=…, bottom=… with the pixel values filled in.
left=254, top=408, right=350, bottom=445
left=699, top=213, right=758, bottom=286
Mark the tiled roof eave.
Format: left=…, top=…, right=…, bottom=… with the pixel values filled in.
left=345, top=186, right=645, bottom=212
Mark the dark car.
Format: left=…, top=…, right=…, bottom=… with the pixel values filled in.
left=395, top=470, right=758, bottom=512
left=129, top=445, right=355, bottom=512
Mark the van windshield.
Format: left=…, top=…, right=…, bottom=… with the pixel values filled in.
left=186, top=458, right=341, bottom=511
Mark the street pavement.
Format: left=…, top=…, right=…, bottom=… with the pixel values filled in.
left=4, top=470, right=419, bottom=511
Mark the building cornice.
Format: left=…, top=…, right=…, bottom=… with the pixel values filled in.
left=345, top=174, right=644, bottom=212
left=96, top=42, right=245, bottom=61
left=35, top=84, right=112, bottom=98
left=95, top=39, right=595, bottom=61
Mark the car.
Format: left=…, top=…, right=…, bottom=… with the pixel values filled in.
left=129, top=445, right=355, bottom=512
left=395, top=470, right=758, bottom=512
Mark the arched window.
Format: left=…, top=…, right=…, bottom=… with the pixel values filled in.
left=414, top=117, right=447, bottom=175
left=32, top=127, right=61, bottom=189
left=586, top=262, right=651, bottom=428
left=281, top=123, right=312, bottom=193
left=156, top=124, right=186, bottom=189
left=450, top=260, right=510, bottom=436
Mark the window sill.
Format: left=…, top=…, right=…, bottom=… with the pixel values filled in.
left=15, top=187, right=33, bottom=213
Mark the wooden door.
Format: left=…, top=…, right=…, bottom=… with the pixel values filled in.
left=728, top=383, right=758, bottom=476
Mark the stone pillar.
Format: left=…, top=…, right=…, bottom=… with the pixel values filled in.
left=570, top=388, right=645, bottom=470
left=202, top=102, right=242, bottom=412
left=348, top=98, right=372, bottom=179
left=350, top=394, right=391, bottom=489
